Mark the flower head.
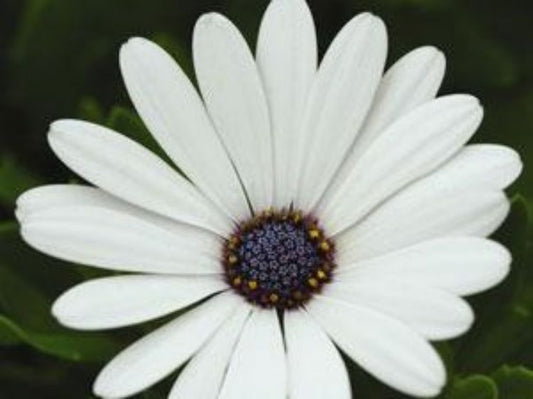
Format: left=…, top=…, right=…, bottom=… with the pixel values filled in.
left=16, top=0, right=522, bottom=398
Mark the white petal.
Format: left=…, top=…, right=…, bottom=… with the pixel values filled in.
left=356, top=46, right=446, bottom=155
left=325, top=46, right=445, bottom=197
left=335, top=141, right=519, bottom=262
left=420, top=144, right=522, bottom=191
left=93, top=292, right=240, bottom=399
left=169, top=303, right=252, bottom=399
left=338, top=190, right=509, bottom=262
left=319, top=94, right=484, bottom=235
left=20, top=201, right=222, bottom=275
left=16, top=185, right=119, bottom=223
left=307, top=296, right=446, bottom=397
left=194, top=13, right=273, bottom=212
left=295, top=13, right=388, bottom=211
left=218, top=308, right=286, bottom=399
left=52, top=275, right=227, bottom=330
left=325, top=280, right=474, bottom=340
left=48, top=120, right=230, bottom=235
left=119, top=37, right=250, bottom=222
left=337, top=237, right=511, bottom=296
left=256, top=0, right=317, bottom=208
left=285, top=309, right=350, bottom=399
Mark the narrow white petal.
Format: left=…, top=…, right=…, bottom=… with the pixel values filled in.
left=93, top=292, right=240, bottom=399
left=356, top=46, right=446, bottom=155
left=20, top=202, right=222, bottom=275
left=256, top=0, right=317, bottom=208
left=218, top=308, right=286, bottom=399
left=325, top=46, right=445, bottom=197
left=420, top=144, right=522, bottom=191
left=119, top=38, right=249, bottom=222
left=338, top=190, right=509, bottom=262
left=194, top=13, right=273, bottom=212
left=16, top=185, right=119, bottom=223
left=295, top=13, right=388, bottom=210
left=52, top=275, right=227, bottom=330
left=338, top=237, right=511, bottom=296
left=285, top=309, right=351, bottom=399
left=325, top=280, right=474, bottom=340
left=48, top=120, right=230, bottom=235
left=319, top=94, right=484, bottom=235
left=307, top=296, right=446, bottom=397
left=169, top=303, right=251, bottom=399
left=15, top=185, right=208, bottom=236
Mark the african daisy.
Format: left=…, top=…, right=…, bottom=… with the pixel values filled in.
left=16, top=0, right=522, bottom=398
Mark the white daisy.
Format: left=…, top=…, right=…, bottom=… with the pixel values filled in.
left=16, top=0, right=522, bottom=398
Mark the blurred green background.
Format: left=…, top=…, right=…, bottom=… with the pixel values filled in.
left=1, top=0, right=532, bottom=398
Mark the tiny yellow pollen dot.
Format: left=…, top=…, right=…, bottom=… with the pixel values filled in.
left=228, top=254, right=238, bottom=265
left=308, top=229, right=320, bottom=239
left=317, top=269, right=328, bottom=280
left=269, top=293, right=279, bottom=303
left=308, top=278, right=319, bottom=289
left=319, top=241, right=331, bottom=252
left=248, top=280, right=258, bottom=290
left=292, top=291, right=304, bottom=300
left=292, top=212, right=302, bottom=223
left=232, top=276, right=242, bottom=287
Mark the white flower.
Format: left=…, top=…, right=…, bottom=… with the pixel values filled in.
left=16, top=0, right=522, bottom=398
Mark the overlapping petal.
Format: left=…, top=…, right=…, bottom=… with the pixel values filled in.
left=336, top=144, right=518, bottom=261
left=93, top=292, right=240, bottom=399
left=324, top=46, right=446, bottom=197
left=218, top=309, right=287, bottom=399
left=193, top=13, right=273, bottom=212
left=48, top=120, right=230, bottom=234
left=52, top=275, right=227, bottom=330
left=256, top=0, right=317, bottom=207
left=285, top=309, right=351, bottom=399
left=120, top=37, right=250, bottom=222
left=168, top=303, right=251, bottom=399
left=294, top=13, right=388, bottom=210
left=325, top=280, right=474, bottom=340
left=319, top=94, right=483, bottom=235
left=307, top=296, right=446, bottom=397
left=18, top=185, right=222, bottom=274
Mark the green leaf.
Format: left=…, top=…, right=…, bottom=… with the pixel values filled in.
left=493, top=366, right=533, bottom=398
left=0, top=315, right=118, bottom=362
left=0, top=322, right=22, bottom=345
left=77, top=97, right=105, bottom=124
left=0, top=155, right=41, bottom=206
left=0, top=222, right=121, bottom=362
left=456, top=196, right=533, bottom=372
left=105, top=106, right=156, bottom=153
left=104, top=105, right=179, bottom=172
left=446, top=375, right=498, bottom=399
left=0, top=262, right=56, bottom=331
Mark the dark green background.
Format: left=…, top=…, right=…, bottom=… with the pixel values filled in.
left=1, top=0, right=532, bottom=398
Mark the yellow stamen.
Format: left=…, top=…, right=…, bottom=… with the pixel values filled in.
left=269, top=293, right=279, bottom=303
left=308, top=229, right=320, bottom=239
left=308, top=278, right=319, bottom=289
left=319, top=241, right=331, bottom=252
left=248, top=280, right=258, bottom=290
left=317, top=269, right=328, bottom=280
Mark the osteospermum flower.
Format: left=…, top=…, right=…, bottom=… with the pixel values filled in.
left=16, top=0, right=522, bottom=398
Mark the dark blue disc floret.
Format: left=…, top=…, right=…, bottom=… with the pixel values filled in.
left=223, top=209, right=335, bottom=309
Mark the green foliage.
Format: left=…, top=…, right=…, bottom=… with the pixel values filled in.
left=0, top=156, right=40, bottom=207
left=0, top=0, right=532, bottom=398
left=447, top=375, right=498, bottom=399
left=493, top=366, right=533, bottom=398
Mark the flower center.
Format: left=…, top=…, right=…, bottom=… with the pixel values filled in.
left=223, top=209, right=335, bottom=309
